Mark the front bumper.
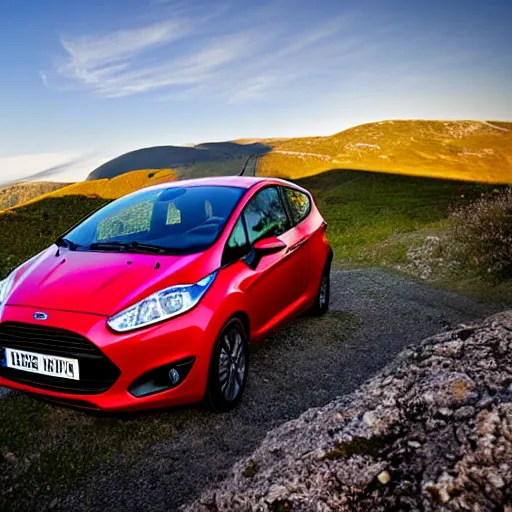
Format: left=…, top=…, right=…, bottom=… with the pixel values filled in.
left=0, top=304, right=216, bottom=412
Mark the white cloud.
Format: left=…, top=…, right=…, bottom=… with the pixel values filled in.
left=0, top=153, right=110, bottom=185
left=55, top=19, right=190, bottom=93
left=43, top=6, right=353, bottom=102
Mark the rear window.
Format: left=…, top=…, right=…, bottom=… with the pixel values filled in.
left=64, top=185, right=245, bottom=253
left=284, top=187, right=311, bottom=225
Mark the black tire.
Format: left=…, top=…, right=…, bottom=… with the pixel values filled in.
left=309, top=263, right=331, bottom=316
left=205, top=318, right=249, bottom=413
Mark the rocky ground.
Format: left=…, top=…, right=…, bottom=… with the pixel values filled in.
left=185, top=310, right=512, bottom=511
left=0, top=269, right=505, bottom=511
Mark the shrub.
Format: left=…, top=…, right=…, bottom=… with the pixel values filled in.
left=447, top=187, right=512, bottom=281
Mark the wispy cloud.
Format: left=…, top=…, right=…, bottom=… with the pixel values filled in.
left=42, top=4, right=353, bottom=102
left=55, top=19, right=191, bottom=95
left=0, top=152, right=108, bottom=185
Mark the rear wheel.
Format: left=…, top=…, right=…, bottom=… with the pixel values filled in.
left=309, top=263, right=331, bottom=316
left=206, top=318, right=249, bottom=413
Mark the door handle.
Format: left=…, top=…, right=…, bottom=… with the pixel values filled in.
left=286, top=237, right=308, bottom=254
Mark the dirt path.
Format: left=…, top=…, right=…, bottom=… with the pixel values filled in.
left=1, top=269, right=503, bottom=512
left=481, top=121, right=510, bottom=132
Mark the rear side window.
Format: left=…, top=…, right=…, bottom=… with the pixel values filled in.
left=244, top=187, right=289, bottom=244
left=284, top=188, right=311, bottom=225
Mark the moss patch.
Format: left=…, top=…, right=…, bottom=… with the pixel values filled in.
left=242, top=459, right=260, bottom=478
left=325, top=436, right=385, bottom=460
left=270, top=500, right=292, bottom=512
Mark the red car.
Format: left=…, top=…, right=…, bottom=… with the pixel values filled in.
left=0, top=176, right=332, bottom=412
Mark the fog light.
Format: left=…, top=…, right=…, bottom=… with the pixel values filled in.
left=128, top=357, right=195, bottom=398
left=168, top=368, right=180, bottom=385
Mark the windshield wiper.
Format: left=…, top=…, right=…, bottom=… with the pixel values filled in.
left=55, top=237, right=80, bottom=251
left=89, top=241, right=172, bottom=254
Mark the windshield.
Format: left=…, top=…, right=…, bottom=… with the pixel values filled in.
left=61, top=185, right=245, bottom=254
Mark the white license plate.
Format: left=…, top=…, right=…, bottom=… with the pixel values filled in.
left=4, top=348, right=80, bottom=380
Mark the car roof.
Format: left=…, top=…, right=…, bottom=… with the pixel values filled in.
left=146, top=175, right=286, bottom=191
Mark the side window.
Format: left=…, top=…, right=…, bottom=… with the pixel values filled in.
left=243, top=187, right=289, bottom=244
left=222, top=217, right=250, bottom=265
left=96, top=201, right=153, bottom=240
left=284, top=188, right=311, bottom=225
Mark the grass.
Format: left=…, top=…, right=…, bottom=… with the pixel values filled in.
left=0, top=169, right=175, bottom=278
left=8, top=168, right=175, bottom=210
left=0, top=182, right=69, bottom=210
left=291, top=169, right=496, bottom=264
left=0, top=394, right=191, bottom=512
left=257, top=120, right=512, bottom=183
left=288, top=169, right=512, bottom=302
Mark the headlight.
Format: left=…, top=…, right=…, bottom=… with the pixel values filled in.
left=107, top=271, right=217, bottom=333
left=0, top=271, right=17, bottom=308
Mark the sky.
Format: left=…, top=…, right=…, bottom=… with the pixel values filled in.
left=0, top=0, right=511, bottom=183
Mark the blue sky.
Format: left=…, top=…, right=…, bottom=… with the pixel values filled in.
left=0, top=0, right=511, bottom=182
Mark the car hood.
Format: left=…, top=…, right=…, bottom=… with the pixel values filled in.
left=6, top=246, right=212, bottom=316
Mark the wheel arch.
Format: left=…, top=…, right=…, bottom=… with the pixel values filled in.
left=230, top=310, right=250, bottom=341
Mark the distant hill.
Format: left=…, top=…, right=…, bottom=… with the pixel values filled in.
left=257, top=120, right=512, bottom=183
left=8, top=169, right=175, bottom=211
left=0, top=169, right=176, bottom=276
left=0, top=182, right=69, bottom=210
left=85, top=120, right=512, bottom=185
left=87, top=142, right=270, bottom=181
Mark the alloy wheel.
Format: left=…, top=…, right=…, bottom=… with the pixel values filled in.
left=218, top=326, right=246, bottom=402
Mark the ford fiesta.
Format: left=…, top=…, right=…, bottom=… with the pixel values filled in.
left=0, top=176, right=332, bottom=412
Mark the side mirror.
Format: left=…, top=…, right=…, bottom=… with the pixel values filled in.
left=244, top=236, right=286, bottom=270
left=253, top=236, right=286, bottom=255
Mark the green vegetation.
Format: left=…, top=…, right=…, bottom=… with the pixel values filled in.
left=285, top=169, right=512, bottom=302
left=447, top=188, right=512, bottom=281
left=242, top=459, right=260, bottom=478
left=0, top=169, right=176, bottom=278
left=292, top=170, right=495, bottom=264
left=0, top=393, right=191, bottom=512
left=0, top=196, right=109, bottom=278
left=10, top=168, right=175, bottom=209
left=325, top=436, right=385, bottom=460
left=0, top=182, right=69, bottom=210
left=270, top=500, right=292, bottom=512
left=174, top=159, right=247, bottom=179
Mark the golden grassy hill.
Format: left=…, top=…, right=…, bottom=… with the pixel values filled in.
left=0, top=169, right=175, bottom=276
left=5, top=168, right=175, bottom=212
left=255, top=120, right=512, bottom=183
left=79, top=120, right=511, bottom=184
left=0, top=182, right=69, bottom=210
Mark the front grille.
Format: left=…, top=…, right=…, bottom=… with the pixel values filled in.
left=0, top=322, right=120, bottom=394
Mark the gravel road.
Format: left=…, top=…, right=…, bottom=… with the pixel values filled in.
left=2, top=268, right=502, bottom=511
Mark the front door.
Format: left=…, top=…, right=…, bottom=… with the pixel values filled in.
left=240, top=186, right=308, bottom=336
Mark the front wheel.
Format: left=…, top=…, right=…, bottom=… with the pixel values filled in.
left=309, top=264, right=331, bottom=316
left=205, top=318, right=249, bottom=413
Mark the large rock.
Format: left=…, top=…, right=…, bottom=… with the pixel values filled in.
left=184, top=312, right=512, bottom=511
